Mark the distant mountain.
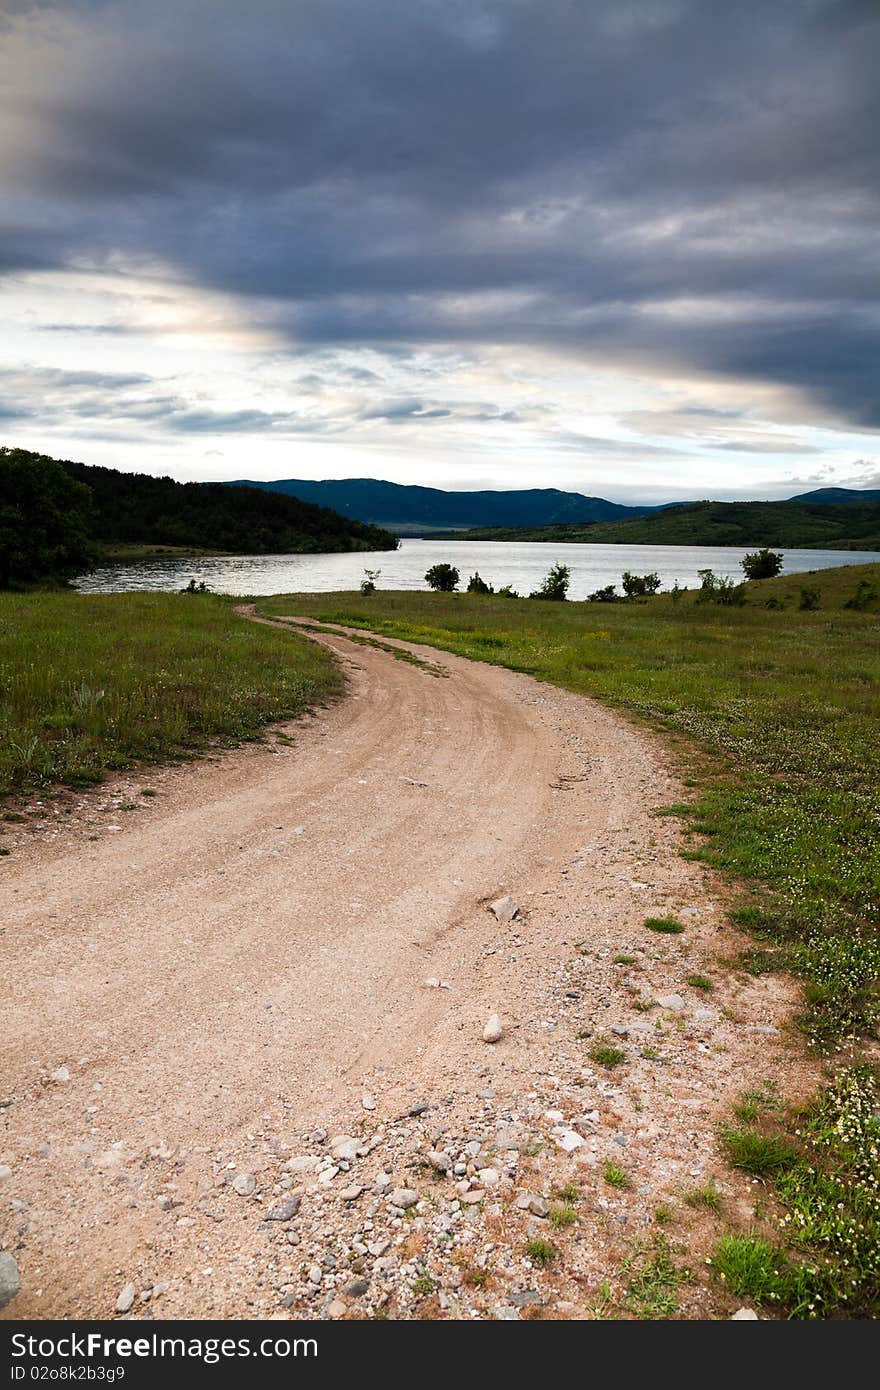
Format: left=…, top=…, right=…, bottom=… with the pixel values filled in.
left=787, top=487, right=880, bottom=506
left=225, top=478, right=656, bottom=532
left=57, top=458, right=398, bottom=555
left=461, top=499, right=880, bottom=550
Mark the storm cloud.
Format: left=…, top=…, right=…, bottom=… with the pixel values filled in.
left=0, top=0, right=878, bottom=471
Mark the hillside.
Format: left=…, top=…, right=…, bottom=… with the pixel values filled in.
left=789, top=487, right=880, bottom=506
left=57, top=458, right=398, bottom=556
left=459, top=498, right=880, bottom=548
left=225, top=477, right=655, bottom=532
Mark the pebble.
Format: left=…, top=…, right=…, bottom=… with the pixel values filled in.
left=361, top=1094, right=376, bottom=1111
left=232, top=1173, right=257, bottom=1197
left=49, top=1065, right=71, bottom=1084
left=339, top=1185, right=363, bottom=1202
left=553, top=1129, right=584, bottom=1152
left=0, top=1253, right=20, bottom=1310
left=341, top=1278, right=369, bottom=1298
left=0, top=1165, right=12, bottom=1183
left=286, top=1156, right=320, bottom=1174
left=482, top=1014, right=503, bottom=1043
left=327, top=1299, right=347, bottom=1318
left=490, top=896, right=519, bottom=923
left=329, top=1136, right=361, bottom=1162
left=656, top=993, right=685, bottom=1011
left=115, top=1282, right=136, bottom=1314
left=731, top=1307, right=759, bottom=1320
left=266, top=1197, right=300, bottom=1221
left=427, top=1150, right=451, bottom=1173
left=389, top=1188, right=418, bottom=1209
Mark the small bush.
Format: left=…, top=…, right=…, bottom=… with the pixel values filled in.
left=587, top=584, right=620, bottom=603
left=466, top=571, right=493, bottom=594
left=683, top=1183, right=722, bottom=1211
left=529, top=562, right=570, bottom=601
left=360, top=567, right=381, bottom=595
left=549, top=1205, right=578, bottom=1229
left=622, top=571, right=661, bottom=597
left=798, top=586, right=820, bottom=611
left=696, top=569, right=746, bottom=605
left=686, top=973, right=713, bottom=991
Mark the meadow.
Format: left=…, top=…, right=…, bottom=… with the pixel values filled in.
left=0, top=590, right=340, bottom=796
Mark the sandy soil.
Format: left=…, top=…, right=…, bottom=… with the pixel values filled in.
left=0, top=615, right=813, bottom=1319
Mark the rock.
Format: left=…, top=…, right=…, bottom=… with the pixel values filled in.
left=232, top=1172, right=257, bottom=1197
left=490, top=895, right=518, bottom=923
left=389, top=1188, right=418, bottom=1209
left=408, top=1103, right=429, bottom=1117
left=342, top=1278, right=369, bottom=1298
left=509, top=1289, right=542, bottom=1308
left=286, top=1231, right=300, bottom=1246
left=731, top=1307, right=759, bottom=1320
left=426, top=1150, right=451, bottom=1173
left=657, top=993, right=685, bottom=1011
left=361, top=1094, right=376, bottom=1111
left=329, top=1136, right=361, bottom=1162
left=423, top=978, right=441, bottom=989
left=0, top=1253, right=20, bottom=1310
left=49, top=1065, right=71, bottom=1084
left=307, top=1264, right=322, bottom=1285
left=368, top=1238, right=391, bottom=1257
left=339, top=1185, right=363, bottom=1202
left=115, top=1282, right=136, bottom=1314
left=526, top=1195, right=549, bottom=1217
left=326, top=1299, right=347, bottom=1319
left=553, top=1129, right=585, bottom=1152
left=477, top=1167, right=500, bottom=1186
left=266, top=1197, right=300, bottom=1221
left=494, top=1305, right=520, bottom=1319
left=0, top=1165, right=12, bottom=1182
left=286, top=1156, right=320, bottom=1174
left=317, top=1166, right=339, bottom=1185
left=482, top=1013, right=503, bottom=1043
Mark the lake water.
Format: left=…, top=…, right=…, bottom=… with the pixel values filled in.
left=74, top=540, right=880, bottom=602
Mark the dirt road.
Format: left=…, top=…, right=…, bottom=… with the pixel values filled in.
left=0, top=617, right=806, bottom=1319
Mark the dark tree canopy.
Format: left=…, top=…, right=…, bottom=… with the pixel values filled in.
left=425, top=562, right=460, bottom=591
left=741, top=548, right=784, bottom=580
left=0, top=447, right=96, bottom=587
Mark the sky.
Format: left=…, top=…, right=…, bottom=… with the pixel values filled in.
left=1, top=0, right=878, bottom=504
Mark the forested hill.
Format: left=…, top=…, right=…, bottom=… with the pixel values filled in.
left=59, top=458, right=398, bottom=554
left=460, top=499, right=880, bottom=549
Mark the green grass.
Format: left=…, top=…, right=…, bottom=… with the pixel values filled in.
left=589, top=1041, right=627, bottom=1068
left=603, top=1161, right=631, bottom=1190
left=644, top=915, right=685, bottom=934
left=549, top=1204, right=578, bottom=1230
left=621, top=1238, right=689, bottom=1318
left=686, top=974, right=713, bottom=991
left=719, top=1125, right=798, bottom=1175
left=682, top=1182, right=722, bottom=1211
left=712, top=1233, right=790, bottom=1305
left=524, top=1238, right=558, bottom=1266
left=0, top=591, right=341, bottom=795
left=614, top=953, right=637, bottom=965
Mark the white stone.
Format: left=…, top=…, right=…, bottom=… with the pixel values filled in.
left=482, top=1013, right=503, bottom=1043
left=329, top=1135, right=361, bottom=1162
left=232, top=1172, right=256, bottom=1196
left=553, top=1129, right=585, bottom=1152
left=490, top=895, right=518, bottom=923
left=731, top=1307, right=759, bottom=1320
left=286, top=1155, right=320, bottom=1174
left=115, top=1282, right=136, bottom=1314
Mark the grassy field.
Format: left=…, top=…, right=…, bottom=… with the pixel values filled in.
left=0, top=590, right=340, bottom=795
left=258, top=560, right=880, bottom=1317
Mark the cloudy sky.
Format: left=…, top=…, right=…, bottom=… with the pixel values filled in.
left=1, top=0, right=878, bottom=502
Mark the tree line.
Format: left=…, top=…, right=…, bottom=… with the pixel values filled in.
left=0, top=447, right=398, bottom=587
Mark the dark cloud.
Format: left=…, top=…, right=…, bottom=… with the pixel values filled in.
left=1, top=1, right=878, bottom=425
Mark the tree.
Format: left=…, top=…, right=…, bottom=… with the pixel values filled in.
left=529, top=562, right=570, bottom=601
left=588, top=584, right=619, bottom=603
left=621, top=570, right=661, bottom=597
left=466, top=571, right=493, bottom=594
left=360, top=567, right=381, bottom=594
left=741, top=548, right=783, bottom=580
left=0, top=447, right=95, bottom=588
left=425, top=562, right=459, bottom=592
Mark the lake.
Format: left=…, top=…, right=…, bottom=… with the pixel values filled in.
left=74, top=540, right=880, bottom=602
